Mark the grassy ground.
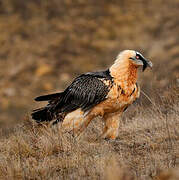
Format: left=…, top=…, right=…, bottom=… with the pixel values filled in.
left=0, top=88, right=178, bottom=180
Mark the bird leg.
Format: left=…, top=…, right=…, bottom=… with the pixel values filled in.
left=73, top=113, right=95, bottom=138
left=101, top=112, right=121, bottom=140
left=73, top=107, right=105, bottom=138
left=61, top=109, right=85, bottom=132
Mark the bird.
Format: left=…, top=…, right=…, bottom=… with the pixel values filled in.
left=31, top=50, right=152, bottom=139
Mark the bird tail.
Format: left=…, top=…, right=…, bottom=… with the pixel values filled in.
left=31, top=107, right=56, bottom=123
left=34, top=92, right=63, bottom=102
left=32, top=106, right=66, bottom=122
left=32, top=92, right=65, bottom=123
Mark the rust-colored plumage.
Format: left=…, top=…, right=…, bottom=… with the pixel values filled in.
left=32, top=50, right=152, bottom=140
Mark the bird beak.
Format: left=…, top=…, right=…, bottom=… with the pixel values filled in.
left=142, top=58, right=153, bottom=71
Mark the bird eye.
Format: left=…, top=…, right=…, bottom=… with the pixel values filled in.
left=136, top=55, right=140, bottom=59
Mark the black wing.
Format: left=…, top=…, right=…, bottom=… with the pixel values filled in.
left=32, top=69, right=113, bottom=122
left=35, top=92, right=64, bottom=101
left=55, top=69, right=113, bottom=112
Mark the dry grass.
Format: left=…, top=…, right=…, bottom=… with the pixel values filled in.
left=0, top=89, right=178, bottom=180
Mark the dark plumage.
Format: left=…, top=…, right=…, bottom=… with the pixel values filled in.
left=31, top=69, right=113, bottom=123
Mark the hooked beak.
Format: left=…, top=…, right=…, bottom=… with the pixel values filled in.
left=142, top=58, right=153, bottom=71
left=130, top=53, right=153, bottom=71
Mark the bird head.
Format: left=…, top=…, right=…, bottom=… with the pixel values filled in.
left=117, top=50, right=153, bottom=71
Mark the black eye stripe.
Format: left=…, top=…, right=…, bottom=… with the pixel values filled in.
left=136, top=52, right=145, bottom=60
left=130, top=52, right=145, bottom=61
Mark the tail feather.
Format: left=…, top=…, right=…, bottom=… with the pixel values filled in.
left=32, top=91, right=73, bottom=123
left=35, top=92, right=63, bottom=101
left=31, top=107, right=55, bottom=122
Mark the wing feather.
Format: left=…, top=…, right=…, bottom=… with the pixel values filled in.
left=32, top=69, right=113, bottom=122
left=57, top=72, right=112, bottom=112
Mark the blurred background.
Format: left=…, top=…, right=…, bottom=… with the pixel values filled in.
left=0, top=0, right=178, bottom=132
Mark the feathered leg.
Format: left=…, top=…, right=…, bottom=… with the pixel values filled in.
left=73, top=113, right=95, bottom=137
left=73, top=107, right=104, bottom=137
left=101, top=112, right=121, bottom=139
left=61, top=109, right=85, bottom=132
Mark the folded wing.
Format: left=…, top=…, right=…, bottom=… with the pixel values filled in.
left=32, top=70, right=112, bottom=123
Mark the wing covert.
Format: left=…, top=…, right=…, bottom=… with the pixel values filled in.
left=62, top=73, right=112, bottom=112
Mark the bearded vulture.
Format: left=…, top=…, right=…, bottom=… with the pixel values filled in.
left=32, top=50, right=152, bottom=139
